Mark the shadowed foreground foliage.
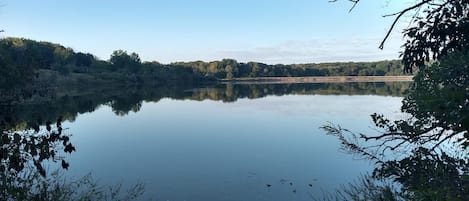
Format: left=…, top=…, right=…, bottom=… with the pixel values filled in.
left=2, top=168, right=145, bottom=201
left=0, top=118, right=75, bottom=177
left=322, top=124, right=469, bottom=201
left=357, top=50, right=468, bottom=151
left=321, top=50, right=469, bottom=200
left=323, top=1, right=469, bottom=199
left=334, top=0, right=469, bottom=73
left=0, top=119, right=145, bottom=201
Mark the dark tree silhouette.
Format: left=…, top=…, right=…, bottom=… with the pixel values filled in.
left=323, top=1, right=469, bottom=199
left=332, top=0, right=469, bottom=73
left=329, top=0, right=469, bottom=150
left=322, top=124, right=469, bottom=200
left=1, top=117, right=75, bottom=177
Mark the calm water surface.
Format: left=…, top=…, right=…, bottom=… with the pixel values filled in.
left=57, top=85, right=403, bottom=201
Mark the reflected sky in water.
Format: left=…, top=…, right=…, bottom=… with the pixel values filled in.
left=62, top=94, right=402, bottom=201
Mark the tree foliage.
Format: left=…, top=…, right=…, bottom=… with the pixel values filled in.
left=2, top=171, right=145, bottom=201
left=0, top=118, right=75, bottom=177
left=348, top=49, right=469, bottom=154
left=402, top=50, right=469, bottom=145
left=330, top=0, right=469, bottom=153
left=109, top=50, right=141, bottom=72
left=401, top=0, right=469, bottom=73
left=323, top=1, right=469, bottom=199
left=0, top=37, right=406, bottom=92
left=319, top=126, right=469, bottom=200
left=334, top=0, right=469, bottom=73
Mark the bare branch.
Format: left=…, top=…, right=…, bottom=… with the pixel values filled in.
left=379, top=0, right=432, bottom=49
left=348, top=0, right=359, bottom=12
left=362, top=124, right=439, bottom=143
left=430, top=131, right=461, bottom=151
left=329, top=0, right=360, bottom=12
left=391, top=140, right=409, bottom=151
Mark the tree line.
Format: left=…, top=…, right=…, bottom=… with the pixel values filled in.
left=0, top=37, right=406, bottom=89
left=172, top=59, right=404, bottom=79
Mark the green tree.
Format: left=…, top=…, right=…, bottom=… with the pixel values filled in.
left=109, top=50, right=141, bottom=73
left=331, top=0, right=469, bottom=150
left=324, top=1, right=469, bottom=198
left=74, top=52, right=94, bottom=70
left=334, top=0, right=469, bottom=73
left=225, top=65, right=234, bottom=79
left=399, top=50, right=469, bottom=147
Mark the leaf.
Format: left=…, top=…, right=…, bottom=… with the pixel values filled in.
left=34, top=160, right=46, bottom=177
left=1, top=134, right=10, bottom=144
left=13, top=133, right=21, bottom=143
left=32, top=124, right=40, bottom=133
left=64, top=143, right=76, bottom=153
left=46, top=120, right=52, bottom=132
left=61, top=159, right=70, bottom=170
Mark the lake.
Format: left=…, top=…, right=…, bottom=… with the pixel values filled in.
left=2, top=82, right=408, bottom=200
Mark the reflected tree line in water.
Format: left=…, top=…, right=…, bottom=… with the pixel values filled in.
left=1, top=82, right=409, bottom=128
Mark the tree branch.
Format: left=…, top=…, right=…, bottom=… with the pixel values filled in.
left=379, top=0, right=432, bottom=49
left=430, top=131, right=461, bottom=151
left=329, top=0, right=360, bottom=12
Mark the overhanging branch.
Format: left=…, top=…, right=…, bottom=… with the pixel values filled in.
left=379, top=0, right=432, bottom=49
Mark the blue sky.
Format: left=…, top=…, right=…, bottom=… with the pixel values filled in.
left=1, top=0, right=410, bottom=64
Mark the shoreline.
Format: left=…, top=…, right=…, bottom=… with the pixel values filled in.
left=219, top=76, right=413, bottom=84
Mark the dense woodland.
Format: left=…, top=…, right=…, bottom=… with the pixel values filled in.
left=0, top=37, right=405, bottom=90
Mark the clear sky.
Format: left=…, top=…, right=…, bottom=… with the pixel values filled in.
left=1, top=0, right=411, bottom=64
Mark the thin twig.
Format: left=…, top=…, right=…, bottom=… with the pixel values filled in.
left=379, top=0, right=432, bottom=49
left=348, top=0, right=359, bottom=12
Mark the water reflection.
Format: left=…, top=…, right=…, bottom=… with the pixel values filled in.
left=0, top=82, right=409, bottom=128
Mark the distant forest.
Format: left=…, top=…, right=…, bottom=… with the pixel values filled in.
left=0, top=37, right=406, bottom=89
